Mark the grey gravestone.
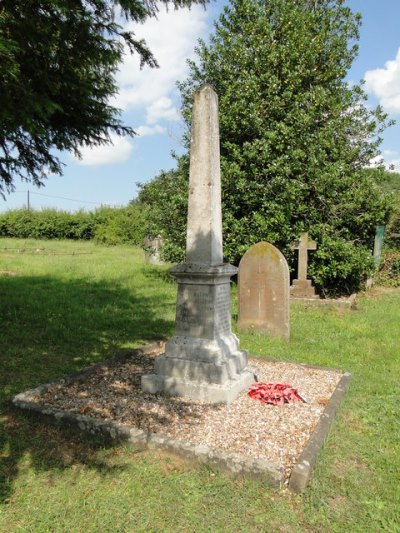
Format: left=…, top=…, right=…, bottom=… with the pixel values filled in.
left=291, top=232, right=318, bottom=298
left=141, top=85, right=254, bottom=403
left=237, top=242, right=290, bottom=339
left=144, top=236, right=165, bottom=265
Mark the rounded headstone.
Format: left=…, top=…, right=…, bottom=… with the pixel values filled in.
left=238, top=241, right=290, bottom=339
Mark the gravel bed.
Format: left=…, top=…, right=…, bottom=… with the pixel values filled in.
left=32, top=352, right=343, bottom=480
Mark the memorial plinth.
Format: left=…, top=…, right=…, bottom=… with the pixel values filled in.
left=141, top=85, right=254, bottom=403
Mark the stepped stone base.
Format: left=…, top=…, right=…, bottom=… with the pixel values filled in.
left=290, top=279, right=319, bottom=299
left=142, top=335, right=254, bottom=404
left=142, top=365, right=255, bottom=404
left=155, top=337, right=248, bottom=383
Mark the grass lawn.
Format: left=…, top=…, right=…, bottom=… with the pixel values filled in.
left=0, top=238, right=399, bottom=532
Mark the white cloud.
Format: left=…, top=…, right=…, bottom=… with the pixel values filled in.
left=369, top=156, right=383, bottom=168
left=115, top=7, right=207, bottom=110
left=113, top=6, right=208, bottom=136
left=365, top=48, right=400, bottom=114
left=136, top=124, right=166, bottom=137
left=383, top=148, right=400, bottom=171
left=73, top=7, right=208, bottom=161
left=383, top=149, right=398, bottom=157
left=382, top=150, right=400, bottom=171
left=74, top=134, right=134, bottom=166
left=146, top=97, right=180, bottom=124
left=369, top=152, right=400, bottom=172
left=389, top=160, right=400, bottom=171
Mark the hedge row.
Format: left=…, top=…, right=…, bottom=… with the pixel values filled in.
left=0, top=206, right=147, bottom=245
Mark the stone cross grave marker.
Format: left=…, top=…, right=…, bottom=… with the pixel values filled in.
left=237, top=241, right=290, bottom=339
left=291, top=232, right=318, bottom=299
left=141, top=85, right=254, bottom=404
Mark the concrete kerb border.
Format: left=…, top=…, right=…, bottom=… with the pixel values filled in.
left=288, top=371, right=352, bottom=492
left=12, top=341, right=351, bottom=492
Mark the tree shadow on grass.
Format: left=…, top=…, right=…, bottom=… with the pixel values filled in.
left=0, top=273, right=176, bottom=503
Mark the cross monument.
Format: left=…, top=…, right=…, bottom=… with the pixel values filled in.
left=291, top=232, right=318, bottom=298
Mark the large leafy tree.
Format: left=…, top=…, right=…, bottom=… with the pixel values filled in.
left=0, top=0, right=205, bottom=196
left=141, top=0, right=393, bottom=295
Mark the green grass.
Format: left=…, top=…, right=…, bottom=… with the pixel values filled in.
left=1, top=238, right=399, bottom=532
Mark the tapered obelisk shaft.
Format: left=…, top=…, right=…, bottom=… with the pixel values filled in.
left=186, top=85, right=223, bottom=266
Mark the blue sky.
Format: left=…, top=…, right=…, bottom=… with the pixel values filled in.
left=2, top=0, right=400, bottom=212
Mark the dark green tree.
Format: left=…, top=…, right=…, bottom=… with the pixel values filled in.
left=0, top=0, right=205, bottom=196
left=141, top=0, right=394, bottom=295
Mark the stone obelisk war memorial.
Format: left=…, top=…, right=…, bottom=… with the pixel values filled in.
left=142, top=85, right=254, bottom=403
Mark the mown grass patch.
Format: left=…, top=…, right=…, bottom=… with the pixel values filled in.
left=0, top=238, right=399, bottom=531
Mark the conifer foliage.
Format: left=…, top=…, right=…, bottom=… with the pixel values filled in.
left=0, top=0, right=205, bottom=196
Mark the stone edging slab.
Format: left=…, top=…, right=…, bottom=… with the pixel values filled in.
left=288, top=371, right=352, bottom=492
left=291, top=293, right=357, bottom=309
left=12, top=342, right=350, bottom=492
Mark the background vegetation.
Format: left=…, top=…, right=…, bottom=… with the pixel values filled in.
left=1, top=165, right=399, bottom=289
left=0, top=238, right=399, bottom=531
left=0, top=205, right=147, bottom=245
left=138, top=0, right=395, bottom=297
left=374, top=170, right=400, bottom=287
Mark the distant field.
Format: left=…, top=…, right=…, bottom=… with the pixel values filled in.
left=0, top=238, right=399, bottom=531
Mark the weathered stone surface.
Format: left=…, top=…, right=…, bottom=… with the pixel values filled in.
left=291, top=279, right=316, bottom=298
left=238, top=241, right=290, bottom=339
left=141, top=371, right=253, bottom=404
left=141, top=85, right=253, bottom=403
left=144, top=236, right=165, bottom=265
left=291, top=232, right=318, bottom=298
left=186, top=85, right=223, bottom=267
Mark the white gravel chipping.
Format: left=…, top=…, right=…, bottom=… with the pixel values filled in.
left=34, top=351, right=343, bottom=480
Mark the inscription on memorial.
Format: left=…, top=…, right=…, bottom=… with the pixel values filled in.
left=215, top=284, right=231, bottom=335
left=175, top=285, right=214, bottom=338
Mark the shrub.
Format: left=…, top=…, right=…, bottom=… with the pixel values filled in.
left=308, top=230, right=375, bottom=297
left=375, top=249, right=400, bottom=287
left=92, top=205, right=147, bottom=246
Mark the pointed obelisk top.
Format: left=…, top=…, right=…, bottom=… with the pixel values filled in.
left=186, top=84, right=223, bottom=266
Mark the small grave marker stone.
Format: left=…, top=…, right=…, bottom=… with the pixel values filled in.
left=291, top=232, right=318, bottom=298
left=238, top=241, right=290, bottom=339
left=144, top=236, right=165, bottom=265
